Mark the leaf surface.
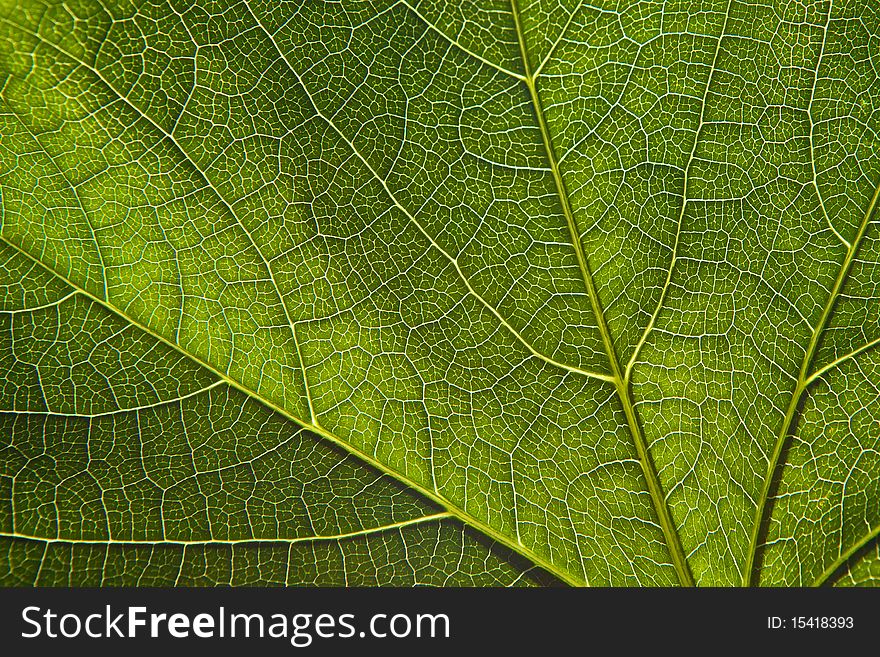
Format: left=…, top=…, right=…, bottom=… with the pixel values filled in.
left=0, top=242, right=554, bottom=585
left=1, top=0, right=879, bottom=586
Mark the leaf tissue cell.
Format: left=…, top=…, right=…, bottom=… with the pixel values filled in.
left=1, top=0, right=879, bottom=587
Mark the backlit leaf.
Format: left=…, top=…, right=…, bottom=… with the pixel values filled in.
left=1, top=0, right=879, bottom=586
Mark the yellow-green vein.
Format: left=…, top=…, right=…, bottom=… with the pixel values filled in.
left=744, top=175, right=880, bottom=586
left=508, top=0, right=694, bottom=587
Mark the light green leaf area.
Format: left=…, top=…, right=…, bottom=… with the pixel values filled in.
left=0, top=0, right=879, bottom=587
left=0, top=242, right=554, bottom=585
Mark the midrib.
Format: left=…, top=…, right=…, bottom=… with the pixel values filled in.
left=508, top=0, right=694, bottom=587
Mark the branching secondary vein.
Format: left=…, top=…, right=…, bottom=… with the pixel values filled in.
left=625, top=0, right=734, bottom=382
left=745, top=175, right=880, bottom=586
left=0, top=234, right=585, bottom=588
left=236, top=4, right=614, bottom=385
left=0, top=512, right=455, bottom=546
left=509, top=0, right=693, bottom=587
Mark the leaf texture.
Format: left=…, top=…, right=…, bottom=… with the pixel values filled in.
left=0, top=242, right=555, bottom=585
left=0, top=0, right=879, bottom=587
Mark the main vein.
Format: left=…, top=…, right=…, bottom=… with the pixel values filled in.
left=508, top=0, right=693, bottom=587
left=744, top=175, right=880, bottom=586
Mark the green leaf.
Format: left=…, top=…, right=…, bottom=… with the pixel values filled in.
left=0, top=0, right=878, bottom=587
left=0, top=241, right=554, bottom=585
